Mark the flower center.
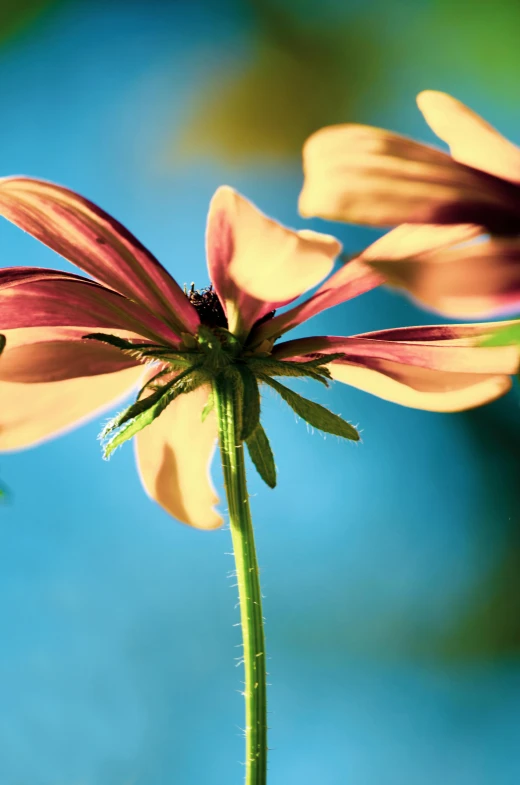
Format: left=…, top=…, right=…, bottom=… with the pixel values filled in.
left=185, top=284, right=228, bottom=329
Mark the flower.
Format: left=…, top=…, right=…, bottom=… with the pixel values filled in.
left=299, top=90, right=520, bottom=318
left=0, top=177, right=517, bottom=529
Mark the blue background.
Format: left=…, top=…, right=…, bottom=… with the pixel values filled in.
left=0, top=1, right=519, bottom=783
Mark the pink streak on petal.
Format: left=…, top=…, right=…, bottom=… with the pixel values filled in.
left=274, top=326, right=519, bottom=375
left=0, top=177, right=199, bottom=334
left=0, top=329, right=140, bottom=383
left=274, top=329, right=515, bottom=412
left=135, top=382, right=221, bottom=529
left=0, top=268, right=180, bottom=345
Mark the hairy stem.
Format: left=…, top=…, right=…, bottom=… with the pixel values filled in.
left=214, top=373, right=268, bottom=785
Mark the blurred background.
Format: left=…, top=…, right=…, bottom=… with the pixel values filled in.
left=0, top=0, right=519, bottom=782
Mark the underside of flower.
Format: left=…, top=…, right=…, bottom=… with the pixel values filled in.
left=85, top=327, right=359, bottom=486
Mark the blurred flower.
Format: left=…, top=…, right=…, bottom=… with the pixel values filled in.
left=172, top=0, right=384, bottom=164
left=299, top=91, right=520, bottom=318
left=0, top=178, right=517, bottom=529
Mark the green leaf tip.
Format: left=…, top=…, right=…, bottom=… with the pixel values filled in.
left=479, top=324, right=520, bottom=348
left=101, top=366, right=210, bottom=459
left=259, top=374, right=359, bottom=442
left=246, top=424, right=277, bottom=488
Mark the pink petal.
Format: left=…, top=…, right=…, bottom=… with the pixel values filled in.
left=0, top=328, right=139, bottom=383
left=252, top=258, right=383, bottom=343
left=0, top=267, right=180, bottom=344
left=298, top=124, right=520, bottom=232
left=0, top=177, right=199, bottom=334
left=206, top=186, right=341, bottom=335
left=365, top=236, right=520, bottom=319
left=135, top=383, right=221, bottom=529
left=417, top=91, right=520, bottom=184
left=0, top=365, right=143, bottom=451
left=273, top=323, right=518, bottom=412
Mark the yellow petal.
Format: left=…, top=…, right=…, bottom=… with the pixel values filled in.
left=360, top=223, right=483, bottom=262
left=135, top=384, right=221, bottom=529
left=0, top=365, right=143, bottom=451
left=417, top=91, right=520, bottom=184
left=329, top=361, right=512, bottom=412
left=298, top=124, right=519, bottom=232
left=207, top=186, right=340, bottom=333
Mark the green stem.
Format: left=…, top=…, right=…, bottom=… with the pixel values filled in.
left=214, top=373, right=268, bottom=785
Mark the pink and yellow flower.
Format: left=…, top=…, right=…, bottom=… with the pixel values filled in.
left=299, top=91, right=520, bottom=318
left=0, top=177, right=517, bottom=528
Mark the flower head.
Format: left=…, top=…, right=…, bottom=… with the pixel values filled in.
left=299, top=91, right=520, bottom=318
left=0, top=177, right=517, bottom=528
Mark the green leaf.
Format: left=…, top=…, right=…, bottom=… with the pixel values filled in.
left=100, top=372, right=181, bottom=440
left=246, top=424, right=277, bottom=488
left=102, top=367, right=209, bottom=457
left=239, top=366, right=261, bottom=440
left=259, top=374, right=359, bottom=441
left=480, top=324, right=520, bottom=347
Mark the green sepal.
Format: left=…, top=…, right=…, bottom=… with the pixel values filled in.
left=238, top=365, right=261, bottom=440
left=0, top=335, right=5, bottom=354
left=248, top=353, right=346, bottom=387
left=246, top=424, right=276, bottom=488
left=83, top=332, right=199, bottom=368
left=196, top=325, right=234, bottom=372
left=258, top=374, right=359, bottom=442
left=102, top=366, right=209, bottom=458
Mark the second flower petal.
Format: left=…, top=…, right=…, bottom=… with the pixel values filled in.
left=206, top=186, right=341, bottom=334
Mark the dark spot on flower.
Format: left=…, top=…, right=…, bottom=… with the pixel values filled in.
left=95, top=237, right=107, bottom=244
left=185, top=284, right=228, bottom=328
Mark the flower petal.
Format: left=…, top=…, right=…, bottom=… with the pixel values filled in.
left=359, top=223, right=483, bottom=262
left=0, top=328, right=139, bottom=383
left=417, top=91, right=520, bottom=184
left=0, top=177, right=199, bottom=334
left=252, top=258, right=382, bottom=343
left=135, top=384, right=221, bottom=529
left=0, top=267, right=180, bottom=344
left=366, top=236, right=520, bottom=319
left=206, top=185, right=340, bottom=334
left=328, top=362, right=512, bottom=412
left=299, top=124, right=520, bottom=232
left=274, top=323, right=518, bottom=412
left=0, top=364, right=143, bottom=451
